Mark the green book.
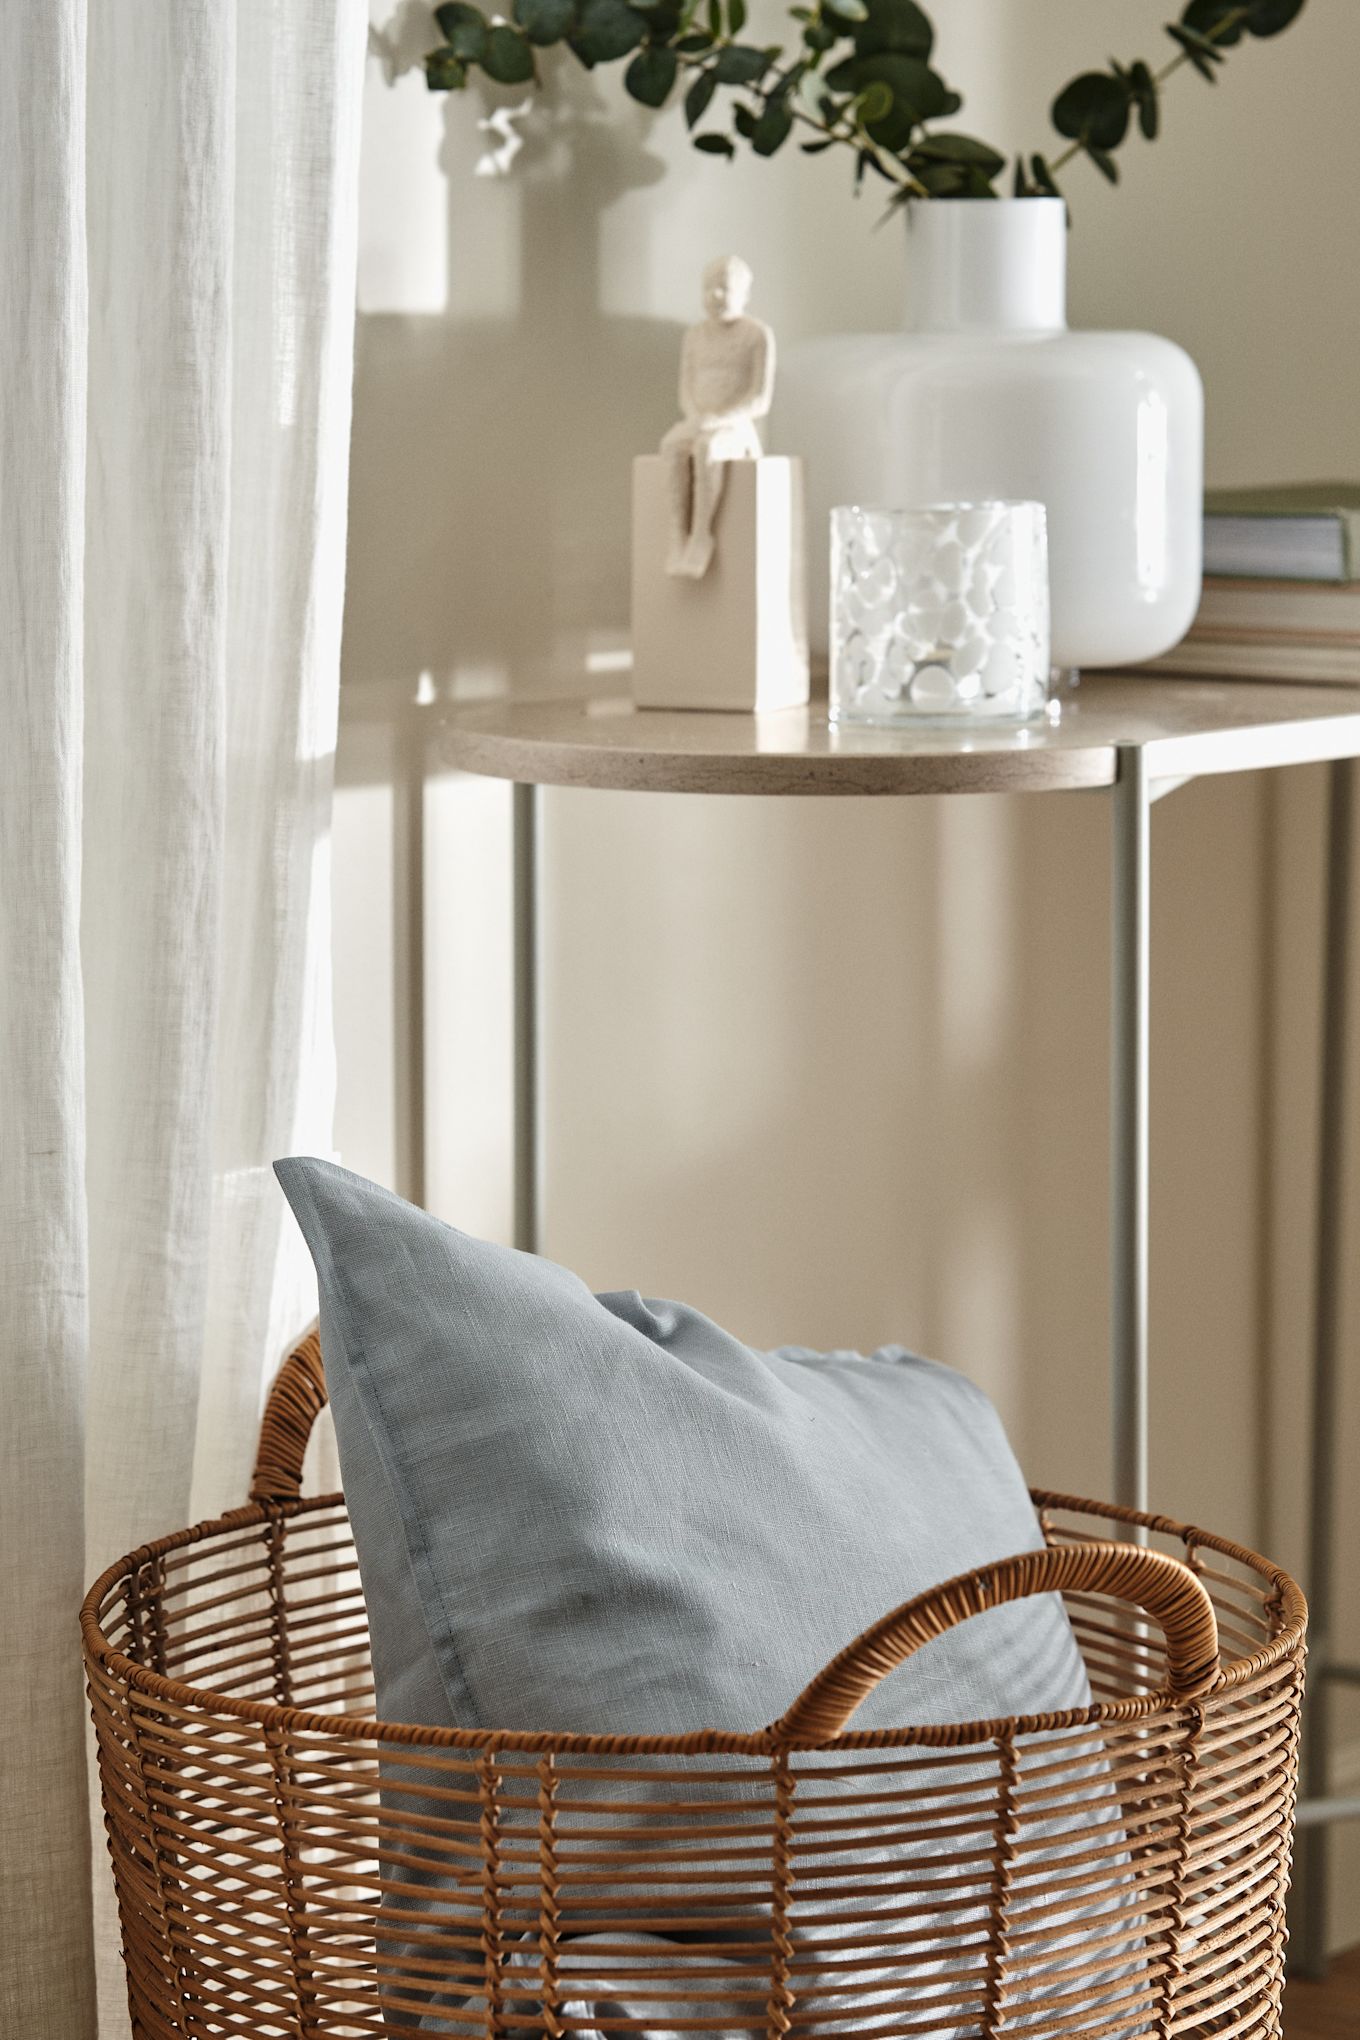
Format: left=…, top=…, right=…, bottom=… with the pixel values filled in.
left=1204, top=482, right=1360, bottom=583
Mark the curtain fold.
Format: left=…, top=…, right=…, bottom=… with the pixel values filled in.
left=1, top=3, right=366, bottom=2033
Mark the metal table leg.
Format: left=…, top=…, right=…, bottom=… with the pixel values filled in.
left=1294, top=756, right=1355, bottom=1977
left=513, top=781, right=542, bottom=1255
left=1112, top=746, right=1152, bottom=1516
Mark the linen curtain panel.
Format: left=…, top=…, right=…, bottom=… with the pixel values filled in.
left=1, top=3, right=366, bottom=2033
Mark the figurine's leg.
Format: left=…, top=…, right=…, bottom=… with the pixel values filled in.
left=662, top=440, right=695, bottom=576
left=681, top=442, right=726, bottom=578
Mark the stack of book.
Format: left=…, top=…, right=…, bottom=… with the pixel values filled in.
left=1147, top=484, right=1360, bottom=684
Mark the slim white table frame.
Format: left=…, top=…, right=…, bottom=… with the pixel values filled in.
left=442, top=677, right=1360, bottom=1969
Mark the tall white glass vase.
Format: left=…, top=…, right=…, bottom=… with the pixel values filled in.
left=776, top=198, right=1203, bottom=672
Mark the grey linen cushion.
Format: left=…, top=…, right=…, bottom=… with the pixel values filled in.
left=276, top=1159, right=1122, bottom=2035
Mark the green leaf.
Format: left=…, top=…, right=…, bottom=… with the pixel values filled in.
left=435, top=0, right=488, bottom=52
left=823, top=0, right=868, bottom=17
left=842, top=0, right=932, bottom=60
left=684, top=67, right=718, bottom=124
left=693, top=130, right=736, bottom=154
left=1051, top=70, right=1132, bottom=148
left=853, top=79, right=893, bottom=123
left=434, top=2, right=490, bottom=58
left=425, top=46, right=470, bottom=87
left=624, top=43, right=678, bottom=101
left=1085, top=141, right=1120, bottom=182
left=706, top=0, right=721, bottom=35
left=1181, top=0, right=1303, bottom=45
left=1128, top=59, right=1159, bottom=138
left=1012, top=157, right=1032, bottom=196
left=571, top=0, right=649, bottom=61
left=824, top=50, right=943, bottom=105
left=1180, top=0, right=1248, bottom=43
left=801, top=135, right=837, bottom=152
left=482, top=23, right=536, bottom=79
left=674, top=30, right=713, bottom=49
left=733, top=103, right=758, bottom=138
left=1242, top=0, right=1306, bottom=32
left=823, top=51, right=947, bottom=150
left=1165, top=22, right=1225, bottom=77
left=910, top=130, right=1006, bottom=174
left=1029, top=152, right=1062, bottom=198
left=917, top=161, right=998, bottom=196
left=713, top=41, right=772, bottom=82
left=513, top=0, right=576, bottom=39
left=803, top=20, right=838, bottom=50
left=727, top=0, right=747, bottom=31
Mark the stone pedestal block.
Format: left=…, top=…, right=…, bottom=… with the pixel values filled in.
left=631, top=456, right=809, bottom=713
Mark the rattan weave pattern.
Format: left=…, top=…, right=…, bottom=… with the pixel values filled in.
left=82, top=1333, right=1307, bottom=2039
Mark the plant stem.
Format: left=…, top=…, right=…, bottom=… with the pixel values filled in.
left=670, top=34, right=927, bottom=196
left=1045, top=4, right=1251, bottom=178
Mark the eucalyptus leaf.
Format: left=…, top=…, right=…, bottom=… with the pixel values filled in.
left=514, top=0, right=576, bottom=39
left=684, top=67, right=717, bottom=124
left=844, top=0, right=932, bottom=60
left=624, top=43, right=678, bottom=101
left=1165, top=22, right=1226, bottom=77
left=1051, top=70, right=1131, bottom=148
left=434, top=2, right=489, bottom=58
left=1085, top=140, right=1119, bottom=181
left=483, top=24, right=536, bottom=80
left=823, top=49, right=942, bottom=106
left=1029, top=152, right=1062, bottom=198
left=693, top=130, right=736, bottom=153
left=714, top=41, right=772, bottom=82
left=1180, top=0, right=1248, bottom=44
left=425, top=46, right=470, bottom=87
left=728, top=0, right=748, bottom=31
left=1130, top=59, right=1158, bottom=137
left=823, top=0, right=869, bottom=18
left=910, top=130, right=1005, bottom=173
left=824, top=50, right=946, bottom=149
left=853, top=80, right=894, bottom=123
left=801, top=135, right=837, bottom=152
left=674, top=30, right=713, bottom=49
left=1242, top=0, right=1305, bottom=31
left=571, top=0, right=649, bottom=61
left=752, top=92, right=795, bottom=145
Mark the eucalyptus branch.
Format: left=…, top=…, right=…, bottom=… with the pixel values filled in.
left=1033, top=1, right=1297, bottom=196
left=420, top=0, right=1306, bottom=208
left=1045, top=8, right=1253, bottom=176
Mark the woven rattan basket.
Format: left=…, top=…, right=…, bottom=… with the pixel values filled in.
left=83, top=1332, right=1307, bottom=2040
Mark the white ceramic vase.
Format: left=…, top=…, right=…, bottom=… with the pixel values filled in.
left=775, top=198, right=1203, bottom=672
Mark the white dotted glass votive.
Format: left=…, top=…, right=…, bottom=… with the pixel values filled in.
left=830, top=501, right=1051, bottom=726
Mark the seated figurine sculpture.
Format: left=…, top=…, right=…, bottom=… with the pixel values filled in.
left=662, top=255, right=774, bottom=579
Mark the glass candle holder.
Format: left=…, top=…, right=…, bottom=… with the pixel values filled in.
left=830, top=501, right=1050, bottom=726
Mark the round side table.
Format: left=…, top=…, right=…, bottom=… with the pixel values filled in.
left=442, top=673, right=1360, bottom=1955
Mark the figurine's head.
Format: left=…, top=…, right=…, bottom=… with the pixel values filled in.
left=702, top=254, right=753, bottom=323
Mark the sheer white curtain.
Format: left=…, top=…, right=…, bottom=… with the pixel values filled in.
left=1, top=3, right=366, bottom=2032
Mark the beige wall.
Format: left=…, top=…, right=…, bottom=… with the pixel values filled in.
left=335, top=0, right=1360, bottom=1935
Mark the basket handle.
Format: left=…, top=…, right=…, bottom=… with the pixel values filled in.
left=250, top=1327, right=328, bottom=1503
left=768, top=1540, right=1220, bottom=1746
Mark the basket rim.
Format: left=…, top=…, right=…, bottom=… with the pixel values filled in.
left=79, top=1485, right=1307, bottom=1758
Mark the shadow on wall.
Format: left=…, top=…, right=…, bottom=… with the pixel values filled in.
left=344, top=36, right=683, bottom=704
